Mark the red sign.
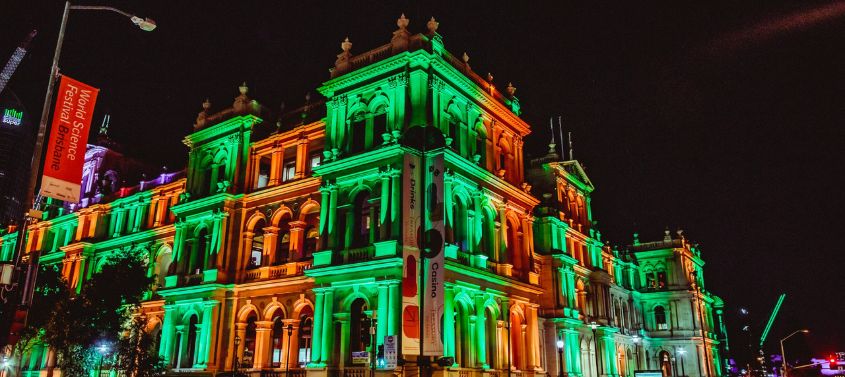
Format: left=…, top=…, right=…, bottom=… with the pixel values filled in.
left=40, top=75, right=99, bottom=202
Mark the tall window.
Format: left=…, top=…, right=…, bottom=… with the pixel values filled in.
left=655, top=306, right=668, bottom=330
left=656, top=270, right=668, bottom=289
left=195, top=228, right=208, bottom=273
left=646, top=271, right=657, bottom=289
left=452, top=198, right=468, bottom=251
left=350, top=117, right=366, bottom=154
left=244, top=314, right=258, bottom=367
left=349, top=298, right=371, bottom=355
left=277, top=216, right=291, bottom=264
left=256, top=155, right=271, bottom=189
left=183, top=315, right=199, bottom=368
left=283, top=161, right=296, bottom=182
left=270, top=310, right=285, bottom=367
left=249, top=220, right=265, bottom=269
left=353, top=192, right=373, bottom=247
left=298, top=308, right=314, bottom=367
left=373, top=112, right=387, bottom=145
left=309, top=152, right=321, bottom=173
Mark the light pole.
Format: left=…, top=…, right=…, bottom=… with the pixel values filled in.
left=234, top=335, right=241, bottom=376
left=95, top=343, right=109, bottom=377
left=286, top=324, right=294, bottom=377
left=16, top=0, right=156, bottom=312
left=590, top=321, right=601, bottom=377
left=632, top=335, right=640, bottom=371
left=557, top=337, right=565, bottom=377
left=779, top=329, right=809, bottom=377
left=677, top=348, right=686, bottom=377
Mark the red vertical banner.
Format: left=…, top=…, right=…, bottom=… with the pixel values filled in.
left=40, top=75, right=99, bottom=202
left=401, top=153, right=422, bottom=355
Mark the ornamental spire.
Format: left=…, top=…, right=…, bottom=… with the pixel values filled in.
left=427, top=16, right=439, bottom=34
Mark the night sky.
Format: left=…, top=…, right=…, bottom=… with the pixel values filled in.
left=3, top=0, right=843, bottom=359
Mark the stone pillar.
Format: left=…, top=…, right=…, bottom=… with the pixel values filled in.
left=377, top=284, right=389, bottom=347
left=235, top=323, right=248, bottom=365
left=197, top=301, right=217, bottom=367
left=285, top=319, right=300, bottom=369
left=443, top=287, right=455, bottom=358
left=295, top=138, right=309, bottom=179
left=329, top=185, right=339, bottom=249
left=338, top=315, right=350, bottom=368
left=498, top=205, right=508, bottom=264
left=289, top=221, right=307, bottom=261
left=254, top=321, right=273, bottom=368
left=379, top=172, right=391, bottom=240
left=321, top=289, right=335, bottom=364
left=310, top=290, right=325, bottom=366
left=263, top=226, right=279, bottom=266
left=390, top=173, right=401, bottom=239
left=388, top=283, right=399, bottom=336
left=475, top=296, right=488, bottom=368
left=344, top=210, right=354, bottom=249
left=319, top=185, right=331, bottom=250
left=160, top=305, right=176, bottom=363
left=270, top=148, right=282, bottom=186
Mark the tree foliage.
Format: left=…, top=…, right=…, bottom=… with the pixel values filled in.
left=24, top=249, right=160, bottom=376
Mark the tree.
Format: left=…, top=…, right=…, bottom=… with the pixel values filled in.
left=11, top=264, right=67, bottom=376
left=37, top=249, right=156, bottom=376
left=115, top=316, right=166, bottom=377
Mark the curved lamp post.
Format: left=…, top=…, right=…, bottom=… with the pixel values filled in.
left=234, top=335, right=241, bottom=375
left=780, top=329, right=809, bottom=377
left=286, top=324, right=294, bottom=377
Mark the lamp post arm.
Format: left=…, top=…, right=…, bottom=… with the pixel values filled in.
left=68, top=5, right=135, bottom=19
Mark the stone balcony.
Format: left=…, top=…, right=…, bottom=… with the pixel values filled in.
left=243, top=260, right=313, bottom=282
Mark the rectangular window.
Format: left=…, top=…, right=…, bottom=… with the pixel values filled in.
left=309, top=152, right=322, bottom=171
left=256, top=155, right=271, bottom=189
left=282, top=161, right=296, bottom=182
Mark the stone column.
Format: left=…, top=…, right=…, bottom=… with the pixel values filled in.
left=295, top=138, right=309, bottom=179
left=285, top=319, right=300, bottom=369
left=475, top=296, right=488, bottom=368
left=270, top=146, right=282, bottom=186
left=310, top=290, right=325, bottom=366
left=289, top=221, right=307, bottom=261
left=527, top=306, right=541, bottom=371
left=321, top=289, right=335, bottom=364
left=498, top=205, right=508, bottom=264
left=254, top=321, right=273, bottom=368
left=388, top=283, right=399, bottom=336
left=197, top=301, right=217, bottom=367
left=160, top=305, right=177, bottom=363
left=379, top=172, right=391, bottom=240
left=263, top=226, right=279, bottom=266
left=377, top=284, right=389, bottom=347
left=443, top=287, right=455, bottom=358
left=235, top=323, right=248, bottom=365
left=319, top=185, right=331, bottom=250
left=338, top=314, right=350, bottom=368
left=390, top=173, right=401, bottom=239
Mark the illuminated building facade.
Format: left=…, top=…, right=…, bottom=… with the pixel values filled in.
left=7, top=16, right=729, bottom=377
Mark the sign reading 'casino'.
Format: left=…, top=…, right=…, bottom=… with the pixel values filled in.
left=40, top=75, right=99, bottom=202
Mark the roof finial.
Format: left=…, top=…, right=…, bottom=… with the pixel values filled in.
left=664, top=226, right=672, bottom=242
left=202, top=98, right=211, bottom=110
left=427, top=16, right=439, bottom=34
left=341, top=37, right=352, bottom=52
left=633, top=232, right=640, bottom=246
left=506, top=82, right=516, bottom=97
left=239, top=82, right=248, bottom=95
left=487, top=72, right=494, bottom=82
left=397, top=13, right=409, bottom=29
left=462, top=52, right=469, bottom=64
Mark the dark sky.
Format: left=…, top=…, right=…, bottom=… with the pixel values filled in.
left=3, top=0, right=843, bottom=358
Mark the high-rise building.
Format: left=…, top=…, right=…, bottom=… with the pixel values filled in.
left=0, top=89, right=33, bottom=227
left=6, top=16, right=730, bottom=377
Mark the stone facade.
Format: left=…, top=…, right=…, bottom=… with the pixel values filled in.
left=6, top=16, right=729, bottom=377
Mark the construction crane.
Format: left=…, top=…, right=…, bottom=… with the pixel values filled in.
left=749, top=293, right=786, bottom=377
left=0, top=30, right=37, bottom=95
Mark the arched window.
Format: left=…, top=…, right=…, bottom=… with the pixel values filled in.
left=155, top=249, right=172, bottom=288
left=373, top=110, right=388, bottom=146
left=297, top=307, right=314, bottom=367
left=659, top=351, right=673, bottom=377
left=506, top=216, right=525, bottom=278
left=645, top=271, right=657, bottom=290
left=452, top=197, right=468, bottom=251
left=480, top=208, right=496, bottom=258
left=485, top=307, right=498, bottom=369
left=510, top=311, right=524, bottom=370
left=349, top=115, right=366, bottom=154
left=353, top=191, right=373, bottom=248
left=455, top=303, right=470, bottom=367
left=655, top=306, right=668, bottom=330
left=303, top=206, right=320, bottom=258
left=249, top=220, right=265, bottom=269
left=270, top=309, right=285, bottom=367
left=277, top=216, right=291, bottom=264
left=194, top=228, right=208, bottom=274
left=183, top=314, right=199, bottom=368
left=349, top=298, right=371, bottom=355
left=475, top=127, right=487, bottom=166
left=243, top=313, right=258, bottom=367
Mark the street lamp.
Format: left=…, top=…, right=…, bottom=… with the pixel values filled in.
left=557, top=337, right=565, bottom=377
left=590, top=321, right=601, bottom=377
left=234, top=335, right=241, bottom=376
left=286, top=324, right=294, bottom=377
left=780, top=329, right=809, bottom=377
left=632, top=335, right=641, bottom=371
left=17, top=0, right=157, bottom=310
left=677, top=348, right=686, bottom=377
left=95, top=343, right=109, bottom=377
